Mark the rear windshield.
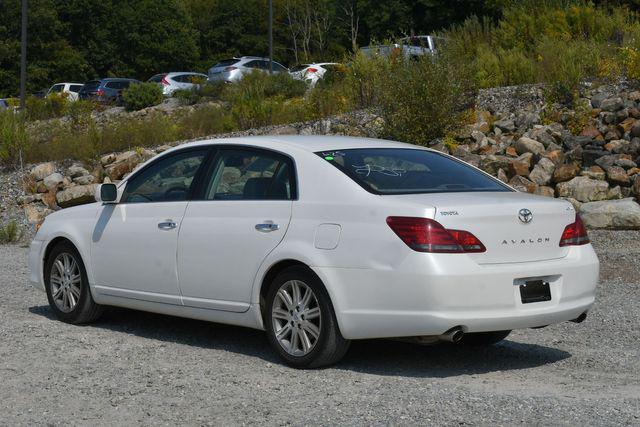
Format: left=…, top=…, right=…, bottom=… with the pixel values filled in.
left=148, top=74, right=166, bottom=83
left=316, top=148, right=510, bottom=195
left=214, top=59, right=239, bottom=67
left=83, top=81, right=100, bottom=90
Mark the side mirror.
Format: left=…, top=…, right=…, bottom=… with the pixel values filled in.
left=95, top=183, right=118, bottom=204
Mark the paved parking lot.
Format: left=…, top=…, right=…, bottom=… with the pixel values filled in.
left=0, top=231, right=638, bottom=425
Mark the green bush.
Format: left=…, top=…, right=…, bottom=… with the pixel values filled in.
left=375, top=55, right=477, bottom=145
left=442, top=0, right=640, bottom=92
left=122, top=82, right=164, bottom=111
left=223, top=71, right=307, bottom=103
left=173, top=88, right=201, bottom=106
left=199, top=81, right=226, bottom=99
left=0, top=110, right=27, bottom=166
left=0, top=221, right=21, bottom=244
left=25, top=93, right=70, bottom=121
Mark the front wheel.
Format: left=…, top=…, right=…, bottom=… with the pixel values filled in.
left=460, top=330, right=511, bottom=346
left=44, top=241, right=103, bottom=324
left=265, top=267, right=350, bottom=368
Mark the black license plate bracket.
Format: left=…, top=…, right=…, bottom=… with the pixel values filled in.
left=520, top=279, right=551, bottom=304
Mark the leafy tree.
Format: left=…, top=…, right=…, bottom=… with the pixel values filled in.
left=0, top=0, right=88, bottom=97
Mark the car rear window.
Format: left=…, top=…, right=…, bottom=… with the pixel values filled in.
left=214, top=59, right=240, bottom=67
left=316, top=148, right=510, bottom=195
left=83, top=81, right=100, bottom=91
left=148, top=74, right=166, bottom=83
left=69, top=85, right=83, bottom=92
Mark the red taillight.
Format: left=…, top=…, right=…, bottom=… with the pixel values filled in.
left=386, top=217, right=486, bottom=253
left=161, top=76, right=169, bottom=86
left=96, top=89, right=105, bottom=97
left=559, top=214, right=590, bottom=247
left=447, top=229, right=486, bottom=253
left=224, top=66, right=237, bottom=72
left=305, top=67, right=318, bottom=75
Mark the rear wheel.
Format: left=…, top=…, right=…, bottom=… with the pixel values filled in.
left=265, top=266, right=350, bottom=368
left=44, top=241, right=103, bottom=324
left=460, top=330, right=511, bottom=346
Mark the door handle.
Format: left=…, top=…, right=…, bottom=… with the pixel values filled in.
left=158, top=220, right=177, bottom=230
left=255, top=222, right=280, bottom=232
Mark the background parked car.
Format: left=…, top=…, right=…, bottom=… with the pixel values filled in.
left=0, top=99, right=8, bottom=110
left=46, top=82, right=84, bottom=101
left=208, top=56, right=288, bottom=83
left=290, top=63, right=340, bottom=86
left=148, top=72, right=208, bottom=96
left=78, top=78, right=140, bottom=103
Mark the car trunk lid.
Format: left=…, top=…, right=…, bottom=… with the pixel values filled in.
left=388, top=192, right=575, bottom=264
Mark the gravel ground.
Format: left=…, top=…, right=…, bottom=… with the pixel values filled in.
left=0, top=231, right=638, bottom=426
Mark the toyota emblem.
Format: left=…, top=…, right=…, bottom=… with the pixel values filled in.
left=518, top=208, right=533, bottom=224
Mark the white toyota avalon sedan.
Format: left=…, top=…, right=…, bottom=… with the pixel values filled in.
left=28, top=136, right=599, bottom=368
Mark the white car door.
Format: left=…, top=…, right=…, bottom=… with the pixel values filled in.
left=177, top=147, right=294, bottom=312
left=91, top=148, right=210, bottom=304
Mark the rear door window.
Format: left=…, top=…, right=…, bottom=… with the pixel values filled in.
left=244, top=60, right=262, bottom=69
left=317, top=148, right=510, bottom=194
left=202, top=148, right=295, bottom=200
left=69, top=85, right=83, bottom=92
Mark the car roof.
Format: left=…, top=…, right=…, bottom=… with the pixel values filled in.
left=51, top=82, right=83, bottom=85
left=100, top=78, right=137, bottom=82
left=166, top=72, right=207, bottom=76
left=178, top=135, right=426, bottom=153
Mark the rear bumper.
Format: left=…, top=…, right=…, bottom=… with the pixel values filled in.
left=313, top=245, right=599, bottom=340
left=28, top=240, right=45, bottom=292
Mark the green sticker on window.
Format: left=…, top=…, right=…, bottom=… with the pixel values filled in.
left=324, top=156, right=334, bottom=161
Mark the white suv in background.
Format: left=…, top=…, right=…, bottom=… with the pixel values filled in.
left=148, top=72, right=208, bottom=96
left=207, top=57, right=288, bottom=83
left=46, top=83, right=84, bottom=101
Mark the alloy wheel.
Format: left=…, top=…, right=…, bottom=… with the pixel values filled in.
left=49, top=253, right=82, bottom=313
left=271, top=280, right=322, bottom=356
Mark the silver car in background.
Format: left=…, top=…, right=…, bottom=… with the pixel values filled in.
left=207, top=56, right=288, bottom=83
left=148, top=72, right=208, bottom=96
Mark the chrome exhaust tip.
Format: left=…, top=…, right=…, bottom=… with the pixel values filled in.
left=571, top=312, right=588, bottom=324
left=439, top=326, right=464, bottom=343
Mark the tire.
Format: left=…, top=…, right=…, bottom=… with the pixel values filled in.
left=460, top=330, right=511, bottom=346
left=265, top=266, right=350, bottom=368
left=44, top=241, right=103, bottom=324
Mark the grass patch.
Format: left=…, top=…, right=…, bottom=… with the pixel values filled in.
left=0, top=221, right=21, bottom=244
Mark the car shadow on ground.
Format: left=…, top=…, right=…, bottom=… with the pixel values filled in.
left=28, top=305, right=570, bottom=377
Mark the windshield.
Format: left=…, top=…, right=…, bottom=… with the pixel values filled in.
left=316, top=148, right=510, bottom=195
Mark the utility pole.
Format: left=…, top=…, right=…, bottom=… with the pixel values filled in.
left=269, top=0, right=273, bottom=74
left=20, top=0, right=27, bottom=109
